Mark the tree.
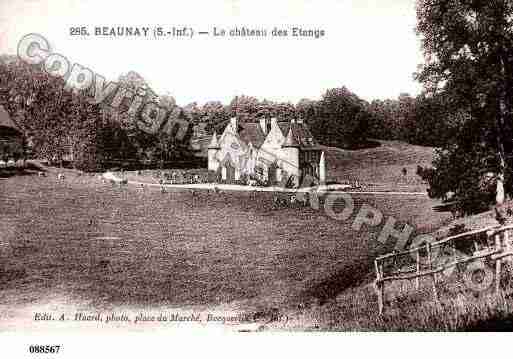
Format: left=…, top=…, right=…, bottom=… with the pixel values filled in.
left=198, top=101, right=230, bottom=133
left=0, top=58, right=108, bottom=170
left=228, top=95, right=260, bottom=123
left=416, top=0, right=513, bottom=214
left=312, top=87, right=369, bottom=147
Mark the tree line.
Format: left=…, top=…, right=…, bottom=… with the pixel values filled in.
left=0, top=54, right=456, bottom=171
left=3, top=0, right=513, bottom=219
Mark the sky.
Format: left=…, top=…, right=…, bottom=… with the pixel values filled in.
left=0, top=0, right=423, bottom=106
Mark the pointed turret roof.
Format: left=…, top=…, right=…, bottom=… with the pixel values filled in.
left=320, top=151, right=326, bottom=165
left=278, top=120, right=320, bottom=149
left=208, top=131, right=220, bottom=149
left=282, top=127, right=300, bottom=148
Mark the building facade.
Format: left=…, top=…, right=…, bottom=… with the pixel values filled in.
left=207, top=117, right=326, bottom=186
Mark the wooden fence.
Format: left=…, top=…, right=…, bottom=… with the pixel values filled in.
left=374, top=224, right=513, bottom=314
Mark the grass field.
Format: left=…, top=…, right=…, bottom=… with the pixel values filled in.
left=0, top=141, right=456, bottom=330
left=324, top=140, right=435, bottom=192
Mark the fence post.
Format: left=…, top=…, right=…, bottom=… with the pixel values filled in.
left=427, top=243, right=438, bottom=300
left=375, top=259, right=384, bottom=315
left=495, top=234, right=502, bottom=293
left=416, top=249, right=420, bottom=290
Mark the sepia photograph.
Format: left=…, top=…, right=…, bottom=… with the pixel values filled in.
left=1, top=0, right=513, bottom=356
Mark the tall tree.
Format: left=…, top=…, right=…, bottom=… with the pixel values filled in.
left=416, top=0, right=513, bottom=213
left=313, top=87, right=369, bottom=147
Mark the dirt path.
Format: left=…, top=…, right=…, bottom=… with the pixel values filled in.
left=124, top=179, right=428, bottom=196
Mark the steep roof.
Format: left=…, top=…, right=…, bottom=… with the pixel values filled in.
left=238, top=123, right=266, bottom=148
left=277, top=122, right=290, bottom=136
left=292, top=123, right=319, bottom=148
left=202, top=119, right=320, bottom=152
left=280, top=122, right=319, bottom=149
left=0, top=105, right=21, bottom=133
left=282, top=128, right=299, bottom=147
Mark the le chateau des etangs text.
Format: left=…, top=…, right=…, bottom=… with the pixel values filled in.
left=69, top=25, right=326, bottom=39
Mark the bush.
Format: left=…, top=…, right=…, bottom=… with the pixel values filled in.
left=416, top=145, right=498, bottom=216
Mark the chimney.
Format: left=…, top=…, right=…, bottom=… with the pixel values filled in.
left=230, top=117, right=238, bottom=132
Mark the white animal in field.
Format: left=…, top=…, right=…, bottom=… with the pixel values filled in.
left=57, top=173, right=65, bottom=180
left=37, top=171, right=46, bottom=177
left=102, top=172, right=127, bottom=185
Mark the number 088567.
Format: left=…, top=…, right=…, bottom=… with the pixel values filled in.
left=29, top=345, right=61, bottom=354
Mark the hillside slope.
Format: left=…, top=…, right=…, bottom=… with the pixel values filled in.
left=271, top=202, right=513, bottom=331
left=325, top=140, right=434, bottom=192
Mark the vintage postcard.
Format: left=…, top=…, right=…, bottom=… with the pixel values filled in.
left=1, top=0, right=513, bottom=356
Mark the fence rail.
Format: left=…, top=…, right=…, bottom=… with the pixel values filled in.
left=374, top=224, right=513, bottom=314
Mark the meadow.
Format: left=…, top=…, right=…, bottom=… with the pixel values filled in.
left=1, top=141, right=467, bottom=330
left=0, top=177, right=450, bottom=328
left=324, top=140, right=435, bottom=192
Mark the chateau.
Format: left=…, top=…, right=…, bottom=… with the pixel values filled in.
left=208, top=117, right=326, bottom=187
